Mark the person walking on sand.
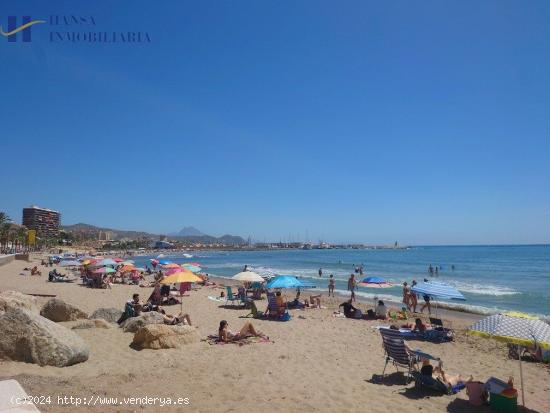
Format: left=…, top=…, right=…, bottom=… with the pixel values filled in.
left=328, top=274, right=335, bottom=297
left=402, top=282, right=410, bottom=307
left=409, top=280, right=418, bottom=312
left=348, top=273, right=356, bottom=302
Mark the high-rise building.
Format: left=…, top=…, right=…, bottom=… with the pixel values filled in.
left=22, top=205, right=60, bottom=239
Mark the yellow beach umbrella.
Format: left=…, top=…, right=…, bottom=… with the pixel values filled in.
left=160, top=270, right=202, bottom=310
left=160, top=270, right=202, bottom=285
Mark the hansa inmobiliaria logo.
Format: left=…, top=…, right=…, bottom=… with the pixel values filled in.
left=1, top=15, right=151, bottom=43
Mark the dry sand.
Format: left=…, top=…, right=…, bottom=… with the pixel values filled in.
left=0, top=255, right=548, bottom=413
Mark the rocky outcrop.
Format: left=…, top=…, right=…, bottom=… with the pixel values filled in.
left=0, top=291, right=39, bottom=315
left=121, top=311, right=164, bottom=333
left=40, top=298, right=88, bottom=322
left=90, top=308, right=123, bottom=324
left=132, top=324, right=199, bottom=349
left=72, top=319, right=113, bottom=330
left=0, top=308, right=89, bottom=367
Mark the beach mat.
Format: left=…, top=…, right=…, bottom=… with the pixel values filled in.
left=204, top=334, right=273, bottom=346
left=0, top=379, right=41, bottom=412
left=207, top=296, right=225, bottom=303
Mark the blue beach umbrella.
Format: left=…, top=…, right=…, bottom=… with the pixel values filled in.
left=182, top=264, right=201, bottom=273
left=359, top=276, right=393, bottom=288
left=411, top=281, right=465, bottom=300
left=266, top=275, right=315, bottom=289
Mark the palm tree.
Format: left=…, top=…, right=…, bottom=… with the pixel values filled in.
left=16, top=227, right=28, bottom=253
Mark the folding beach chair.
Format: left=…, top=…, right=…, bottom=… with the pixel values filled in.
left=225, top=286, right=241, bottom=307
left=244, top=301, right=265, bottom=319
left=379, top=328, right=419, bottom=382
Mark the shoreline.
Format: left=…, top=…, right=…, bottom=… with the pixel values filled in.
left=1, top=253, right=549, bottom=413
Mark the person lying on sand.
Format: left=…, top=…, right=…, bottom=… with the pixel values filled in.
left=161, top=310, right=193, bottom=326
left=305, top=294, right=322, bottom=308
left=31, top=266, right=42, bottom=276
left=402, top=318, right=431, bottom=332
left=418, top=359, right=472, bottom=390
left=218, top=320, right=259, bottom=343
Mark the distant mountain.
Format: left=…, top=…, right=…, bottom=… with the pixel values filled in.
left=169, top=226, right=205, bottom=237
left=62, top=223, right=246, bottom=245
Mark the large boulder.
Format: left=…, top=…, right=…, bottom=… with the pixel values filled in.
left=132, top=324, right=199, bottom=349
left=40, top=298, right=88, bottom=322
left=72, top=319, right=113, bottom=330
left=90, top=307, right=123, bottom=324
left=121, top=311, right=164, bottom=333
left=0, top=308, right=89, bottom=367
left=0, top=291, right=39, bottom=315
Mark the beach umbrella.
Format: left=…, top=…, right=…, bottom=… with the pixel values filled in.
left=160, top=270, right=203, bottom=311
left=232, top=271, right=264, bottom=283
left=92, top=267, right=116, bottom=274
left=60, top=260, right=81, bottom=267
left=121, top=260, right=135, bottom=265
left=411, top=281, right=465, bottom=317
left=119, top=265, right=135, bottom=273
left=93, top=258, right=118, bottom=267
left=266, top=275, right=314, bottom=289
left=162, top=263, right=180, bottom=269
left=469, top=312, right=550, bottom=407
left=80, top=259, right=91, bottom=266
left=182, top=264, right=201, bottom=273
left=160, top=270, right=202, bottom=285
left=359, top=276, right=393, bottom=288
left=411, top=281, right=465, bottom=300
left=113, top=258, right=124, bottom=263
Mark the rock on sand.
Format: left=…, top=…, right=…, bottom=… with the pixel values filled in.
left=0, top=308, right=89, bottom=367
left=132, top=324, right=199, bottom=349
left=89, top=307, right=123, bottom=323
left=0, top=290, right=39, bottom=315
left=121, top=311, right=165, bottom=333
left=40, top=298, right=88, bottom=322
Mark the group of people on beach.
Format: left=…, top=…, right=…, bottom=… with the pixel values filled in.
left=403, top=280, right=432, bottom=314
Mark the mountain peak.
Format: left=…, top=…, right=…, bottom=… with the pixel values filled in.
left=170, top=226, right=205, bottom=237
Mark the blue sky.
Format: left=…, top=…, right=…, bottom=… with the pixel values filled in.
left=1, top=1, right=549, bottom=245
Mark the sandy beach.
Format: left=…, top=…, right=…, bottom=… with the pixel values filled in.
left=0, top=255, right=548, bottom=413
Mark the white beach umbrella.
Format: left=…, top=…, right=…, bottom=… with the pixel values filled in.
left=232, top=271, right=264, bottom=283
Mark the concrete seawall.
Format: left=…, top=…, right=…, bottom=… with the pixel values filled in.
left=0, top=254, right=16, bottom=266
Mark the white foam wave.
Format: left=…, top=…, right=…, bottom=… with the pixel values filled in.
left=445, top=281, right=520, bottom=296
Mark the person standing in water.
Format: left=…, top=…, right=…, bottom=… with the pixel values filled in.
left=328, top=274, right=335, bottom=297
left=348, top=273, right=356, bottom=302
left=318, top=268, right=323, bottom=277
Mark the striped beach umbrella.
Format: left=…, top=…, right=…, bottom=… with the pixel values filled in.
left=469, top=312, right=550, bottom=407
left=411, top=281, right=465, bottom=300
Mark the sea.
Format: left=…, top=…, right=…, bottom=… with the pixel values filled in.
left=131, top=245, right=550, bottom=320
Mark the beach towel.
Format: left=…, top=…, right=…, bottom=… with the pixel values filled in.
left=204, top=334, right=273, bottom=346
left=207, top=296, right=225, bottom=302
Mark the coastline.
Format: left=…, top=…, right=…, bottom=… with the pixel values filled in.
left=0, top=253, right=549, bottom=413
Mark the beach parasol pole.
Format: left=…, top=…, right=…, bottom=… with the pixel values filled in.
left=519, top=346, right=525, bottom=407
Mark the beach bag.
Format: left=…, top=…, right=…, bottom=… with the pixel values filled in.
left=280, top=311, right=291, bottom=321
